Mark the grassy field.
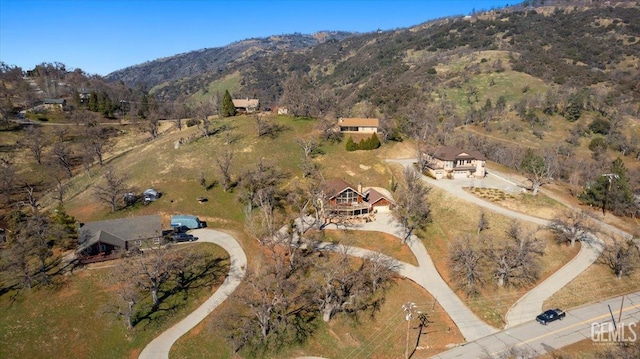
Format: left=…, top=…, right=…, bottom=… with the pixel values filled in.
left=0, top=243, right=229, bottom=359
left=545, top=259, right=640, bottom=311
left=417, top=183, right=580, bottom=329
left=171, top=278, right=465, bottom=359
left=63, top=114, right=396, bottom=224
left=320, top=229, right=418, bottom=266
left=2, top=106, right=619, bottom=357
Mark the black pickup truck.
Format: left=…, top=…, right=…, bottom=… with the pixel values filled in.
left=536, top=309, right=566, bottom=325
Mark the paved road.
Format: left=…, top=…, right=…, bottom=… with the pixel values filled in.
left=386, top=159, right=608, bottom=328
left=138, top=229, right=247, bottom=359
left=432, top=291, right=640, bottom=358
left=315, top=212, right=499, bottom=342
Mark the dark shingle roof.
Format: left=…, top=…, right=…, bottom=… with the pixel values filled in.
left=79, top=215, right=162, bottom=249
left=44, top=98, right=65, bottom=105
left=366, top=188, right=394, bottom=206
left=323, top=179, right=362, bottom=199
left=430, top=146, right=486, bottom=161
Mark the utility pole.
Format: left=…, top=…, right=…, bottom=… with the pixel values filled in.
left=602, top=173, right=618, bottom=217
left=402, top=302, right=417, bottom=359
left=618, top=295, right=625, bottom=325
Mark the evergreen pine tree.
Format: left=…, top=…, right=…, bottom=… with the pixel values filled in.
left=369, top=133, right=381, bottom=149
left=579, top=157, right=635, bottom=216
left=345, top=136, right=357, bottom=151
left=72, top=89, right=81, bottom=107
left=88, top=91, right=98, bottom=112
left=221, top=90, right=236, bottom=117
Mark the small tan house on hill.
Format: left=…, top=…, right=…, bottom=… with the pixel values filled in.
left=43, top=98, right=66, bottom=110
left=233, top=98, right=259, bottom=113
left=425, top=146, right=486, bottom=179
left=338, top=118, right=379, bottom=133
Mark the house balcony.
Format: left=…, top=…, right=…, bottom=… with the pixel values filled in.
left=427, top=164, right=477, bottom=172
left=326, top=202, right=371, bottom=216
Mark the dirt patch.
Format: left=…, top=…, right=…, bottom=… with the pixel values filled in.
left=128, top=348, right=142, bottom=359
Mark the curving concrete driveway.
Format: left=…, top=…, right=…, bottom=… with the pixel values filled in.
left=139, top=229, right=247, bottom=359
left=316, top=212, right=500, bottom=342
left=385, top=159, right=613, bottom=328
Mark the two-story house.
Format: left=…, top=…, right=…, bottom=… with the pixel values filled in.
left=425, top=146, right=486, bottom=179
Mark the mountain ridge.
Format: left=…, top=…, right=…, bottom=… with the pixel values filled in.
left=104, top=31, right=356, bottom=89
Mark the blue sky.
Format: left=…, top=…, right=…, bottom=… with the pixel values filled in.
left=0, top=0, right=513, bottom=76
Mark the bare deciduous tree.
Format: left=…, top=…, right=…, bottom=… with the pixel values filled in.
left=20, top=126, right=47, bottom=165
left=239, top=160, right=288, bottom=242
left=0, top=157, right=17, bottom=206
left=108, top=255, right=140, bottom=329
left=25, top=214, right=54, bottom=286
left=85, top=126, right=112, bottom=166
left=2, top=227, right=34, bottom=289
left=393, top=167, right=432, bottom=241
left=488, top=221, right=545, bottom=287
left=132, top=244, right=176, bottom=310
left=548, top=209, right=596, bottom=247
left=477, top=211, right=490, bottom=235
left=20, top=183, right=39, bottom=214
left=295, top=136, right=320, bottom=160
left=281, top=72, right=312, bottom=117
left=315, top=116, right=343, bottom=143
left=215, top=149, right=234, bottom=192
left=144, top=117, right=160, bottom=139
left=51, top=141, right=73, bottom=178
left=46, top=163, right=68, bottom=203
left=94, top=168, right=129, bottom=212
left=449, top=234, right=484, bottom=295
left=600, top=233, right=639, bottom=279
left=313, top=246, right=394, bottom=322
left=518, top=148, right=557, bottom=196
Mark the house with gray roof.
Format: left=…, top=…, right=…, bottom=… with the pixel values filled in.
left=78, top=215, right=162, bottom=261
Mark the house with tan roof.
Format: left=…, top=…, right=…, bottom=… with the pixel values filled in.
left=424, top=146, right=487, bottom=179
left=338, top=118, right=379, bottom=133
left=232, top=98, right=259, bottom=113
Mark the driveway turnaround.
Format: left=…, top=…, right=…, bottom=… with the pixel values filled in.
left=139, top=229, right=247, bottom=359
left=431, top=291, right=640, bottom=358
left=386, top=159, right=610, bottom=328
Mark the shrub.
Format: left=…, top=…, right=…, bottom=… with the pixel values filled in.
left=588, top=118, right=611, bottom=135
left=346, top=134, right=381, bottom=151
left=588, top=136, right=608, bottom=152
left=186, top=119, right=199, bottom=127
left=345, top=136, right=357, bottom=151
left=564, top=102, right=583, bottom=122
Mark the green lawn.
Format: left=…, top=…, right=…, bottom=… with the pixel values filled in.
left=0, top=243, right=229, bottom=359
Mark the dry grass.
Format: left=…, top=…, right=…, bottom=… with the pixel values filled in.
left=419, top=184, right=580, bottom=329
left=320, top=229, right=418, bottom=266
left=545, top=261, right=640, bottom=311
left=466, top=187, right=566, bottom=220
left=171, top=278, right=465, bottom=359
left=537, top=324, right=639, bottom=359
left=537, top=339, right=606, bottom=359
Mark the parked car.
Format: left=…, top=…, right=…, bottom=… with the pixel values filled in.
left=536, top=309, right=565, bottom=325
left=173, top=232, right=197, bottom=242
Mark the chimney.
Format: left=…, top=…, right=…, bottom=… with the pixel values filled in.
left=358, top=182, right=362, bottom=194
